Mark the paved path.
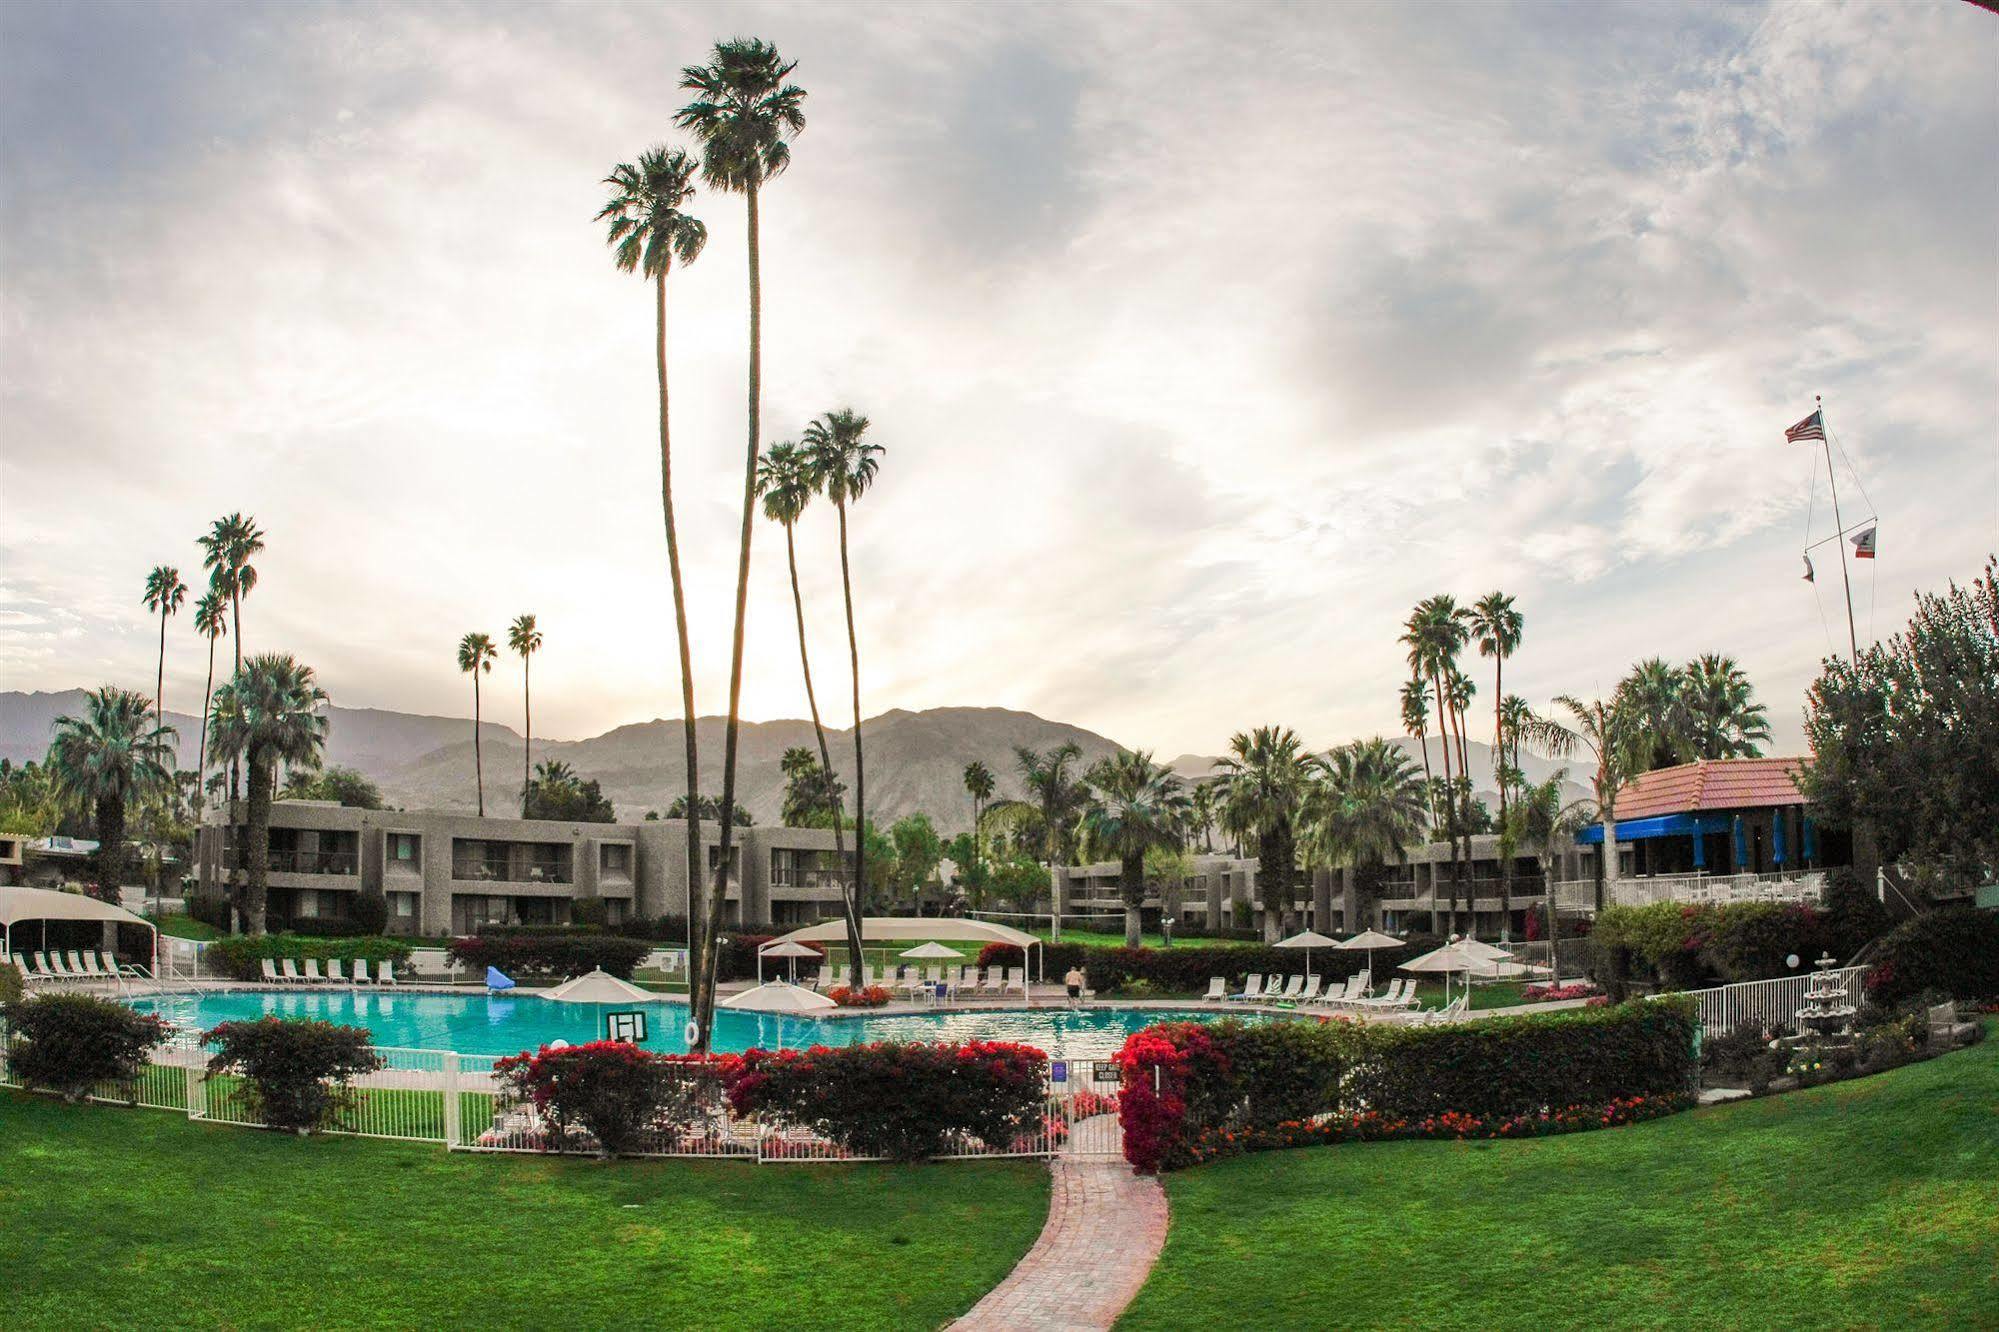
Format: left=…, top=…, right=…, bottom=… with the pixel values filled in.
left=951, top=1131, right=1168, bottom=1332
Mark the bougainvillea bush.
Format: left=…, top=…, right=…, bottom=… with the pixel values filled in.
left=4, top=992, right=171, bottom=1102
left=828, top=985, right=891, bottom=1008
left=204, top=1018, right=383, bottom=1134
left=495, top=1041, right=722, bottom=1156
left=722, top=1040, right=1048, bottom=1161
left=1520, top=983, right=1603, bottom=1003
left=1114, top=1000, right=1699, bottom=1172
left=1863, top=907, right=1999, bottom=1006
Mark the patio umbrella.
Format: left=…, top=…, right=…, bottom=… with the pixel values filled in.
left=1333, top=929, right=1404, bottom=985
left=720, top=980, right=837, bottom=1013
left=1274, top=930, right=1340, bottom=979
left=757, top=938, right=823, bottom=984
left=541, top=968, right=656, bottom=1005
left=1399, top=941, right=1485, bottom=1009
left=898, top=941, right=964, bottom=960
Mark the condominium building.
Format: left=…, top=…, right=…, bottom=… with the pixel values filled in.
left=1050, top=855, right=1260, bottom=931
left=194, top=801, right=850, bottom=936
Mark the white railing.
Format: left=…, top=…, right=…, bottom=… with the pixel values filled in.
left=1551, top=871, right=1827, bottom=914
left=1657, top=967, right=1867, bottom=1039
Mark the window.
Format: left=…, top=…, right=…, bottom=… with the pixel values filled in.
left=601, top=843, right=632, bottom=876
left=389, top=833, right=420, bottom=864
left=391, top=892, right=417, bottom=918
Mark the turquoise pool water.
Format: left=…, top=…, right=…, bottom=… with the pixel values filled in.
left=129, top=990, right=1243, bottom=1058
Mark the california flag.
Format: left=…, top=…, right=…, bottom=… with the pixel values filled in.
left=1851, top=526, right=1877, bottom=560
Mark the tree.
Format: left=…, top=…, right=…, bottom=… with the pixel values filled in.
left=1402, top=596, right=1470, bottom=930
left=207, top=655, right=328, bottom=934
left=456, top=632, right=497, bottom=817
left=1078, top=750, right=1187, bottom=946
left=961, top=760, right=995, bottom=868
left=1014, top=743, right=1092, bottom=868
left=676, top=37, right=806, bottom=1052
left=1616, top=656, right=1690, bottom=772
left=1399, top=675, right=1437, bottom=831
left=508, top=615, right=543, bottom=816
left=1468, top=591, right=1524, bottom=927
left=663, top=794, right=753, bottom=828
left=191, top=591, right=228, bottom=816
left=47, top=687, right=176, bottom=902
left=1535, top=694, right=1640, bottom=908
left=778, top=746, right=846, bottom=827
left=1801, top=556, right=1999, bottom=891
left=1301, top=738, right=1427, bottom=886
left=279, top=766, right=382, bottom=809
left=599, top=143, right=710, bottom=1022
left=1212, top=726, right=1314, bottom=941
left=522, top=761, right=617, bottom=823
left=0, top=760, right=70, bottom=837
left=888, top=813, right=946, bottom=911
left=757, top=437, right=863, bottom=971
left=197, top=513, right=265, bottom=805
left=1187, top=778, right=1219, bottom=854
left=1508, top=770, right=1591, bottom=963
left=1681, top=653, right=1771, bottom=760
left=141, top=566, right=187, bottom=735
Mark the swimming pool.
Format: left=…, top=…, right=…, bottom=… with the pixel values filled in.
left=129, top=990, right=1248, bottom=1058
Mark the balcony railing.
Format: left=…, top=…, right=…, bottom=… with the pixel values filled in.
left=451, top=859, right=571, bottom=885
left=1550, top=869, right=1826, bottom=912
left=772, top=868, right=846, bottom=890
left=267, top=849, right=359, bottom=876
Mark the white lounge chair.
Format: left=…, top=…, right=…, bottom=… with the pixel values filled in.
left=65, top=950, right=89, bottom=977
left=34, top=952, right=63, bottom=982
left=281, top=958, right=304, bottom=983
left=1296, top=975, right=1323, bottom=1003
left=1005, top=966, right=1027, bottom=995
left=9, top=952, right=31, bottom=980
left=304, top=958, right=326, bottom=984
left=81, top=952, right=111, bottom=980
left=1275, top=975, right=1305, bottom=1001
left=377, top=958, right=399, bottom=986
left=1229, top=974, right=1264, bottom=1002
left=1203, top=977, right=1227, bottom=1002
left=47, top=952, right=73, bottom=979
left=260, top=959, right=281, bottom=984
left=351, top=958, right=373, bottom=985
left=325, top=958, right=347, bottom=984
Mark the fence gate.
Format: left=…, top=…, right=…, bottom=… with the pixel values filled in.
left=1049, top=1058, right=1125, bottom=1159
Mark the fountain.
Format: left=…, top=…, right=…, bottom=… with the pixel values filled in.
left=1792, top=953, right=1856, bottom=1044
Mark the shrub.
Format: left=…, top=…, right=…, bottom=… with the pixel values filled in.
left=1865, top=907, right=1999, bottom=1005
left=828, top=985, right=890, bottom=1008
left=265, top=916, right=372, bottom=938
left=204, top=1018, right=383, bottom=1134
left=446, top=933, right=651, bottom=980
left=3, top=992, right=171, bottom=1102
left=349, top=891, right=389, bottom=936
left=1113, top=999, right=1699, bottom=1172
left=722, top=1040, right=1048, bottom=1161
left=1592, top=902, right=1839, bottom=988
left=1821, top=867, right=1893, bottom=956
left=185, top=892, right=233, bottom=932
left=717, top=934, right=824, bottom=982
left=0, top=959, right=22, bottom=1008
left=1520, top=982, right=1602, bottom=1002
left=206, top=933, right=414, bottom=982
left=494, top=1041, right=720, bottom=1156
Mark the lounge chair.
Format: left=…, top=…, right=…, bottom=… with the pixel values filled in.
left=1296, top=975, right=1322, bottom=1003
left=304, top=958, right=326, bottom=983
left=1228, top=974, right=1264, bottom=1002
left=325, top=958, right=347, bottom=984
left=80, top=952, right=111, bottom=980
left=9, top=953, right=31, bottom=980
left=33, top=952, right=61, bottom=981
left=260, top=958, right=281, bottom=984
left=66, top=950, right=90, bottom=977
left=351, top=958, right=373, bottom=985
left=1314, top=975, right=1361, bottom=1008
left=377, top=958, right=399, bottom=986
left=281, top=958, right=304, bottom=983
left=1005, top=966, right=1027, bottom=996
left=1203, top=977, right=1227, bottom=1002
left=1274, top=975, right=1305, bottom=1001
left=47, top=952, right=74, bottom=979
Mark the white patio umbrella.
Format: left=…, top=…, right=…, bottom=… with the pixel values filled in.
left=720, top=980, right=837, bottom=1013
left=1274, top=929, right=1341, bottom=979
left=757, top=938, right=823, bottom=984
left=1399, top=941, right=1486, bottom=1009
left=899, top=941, right=964, bottom=960
left=540, top=968, right=657, bottom=1005
left=1333, top=929, right=1404, bottom=985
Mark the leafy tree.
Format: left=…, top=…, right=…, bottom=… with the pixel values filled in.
left=46, top=688, right=177, bottom=901
left=521, top=760, right=616, bottom=823
left=191, top=590, right=228, bottom=815
left=207, top=655, right=328, bottom=933
left=1534, top=695, right=1642, bottom=907
left=1507, top=770, right=1591, bottom=957
left=1212, top=726, right=1314, bottom=941
left=456, top=632, right=497, bottom=817
left=888, top=813, right=945, bottom=910
left=676, top=37, right=806, bottom=1051
left=599, top=143, right=709, bottom=1013
left=1013, top=742, right=1092, bottom=867
left=141, top=566, right=187, bottom=733
left=1301, top=738, right=1426, bottom=889
left=1467, top=591, right=1523, bottom=920
left=279, top=765, right=382, bottom=809
left=777, top=746, right=845, bottom=827
left=1616, top=657, right=1691, bottom=772
left=1801, top=556, right=1999, bottom=891
left=0, top=759, right=71, bottom=837
left=1079, top=750, right=1188, bottom=946
left=508, top=615, right=543, bottom=816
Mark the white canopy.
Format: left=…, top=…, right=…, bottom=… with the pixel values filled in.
left=0, top=884, right=157, bottom=974
left=900, top=941, right=964, bottom=960
left=721, top=980, right=837, bottom=1013
left=540, top=968, right=657, bottom=1005
left=1401, top=942, right=1486, bottom=973
left=770, top=917, right=1039, bottom=947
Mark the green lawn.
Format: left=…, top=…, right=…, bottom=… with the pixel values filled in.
left=1121, top=1024, right=1999, bottom=1330
left=0, top=1093, right=1050, bottom=1331
left=146, top=911, right=223, bottom=941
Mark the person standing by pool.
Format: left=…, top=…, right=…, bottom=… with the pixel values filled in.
left=1064, top=965, right=1087, bottom=1006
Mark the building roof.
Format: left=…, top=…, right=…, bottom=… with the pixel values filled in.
left=1611, top=758, right=1807, bottom=820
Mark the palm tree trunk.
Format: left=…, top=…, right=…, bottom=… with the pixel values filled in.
left=95, top=794, right=126, bottom=904
left=521, top=654, right=532, bottom=818
left=228, top=593, right=244, bottom=928
left=836, top=499, right=869, bottom=970
left=654, top=270, right=705, bottom=1013
left=245, top=743, right=272, bottom=934
left=155, top=608, right=168, bottom=732
left=198, top=636, right=215, bottom=814
left=696, top=179, right=761, bottom=1054
left=785, top=522, right=864, bottom=974
left=1428, top=669, right=1457, bottom=933
left=472, top=673, right=485, bottom=818
left=1122, top=851, right=1143, bottom=947
left=1494, top=656, right=1509, bottom=936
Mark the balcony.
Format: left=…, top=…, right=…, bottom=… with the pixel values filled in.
left=1549, top=870, right=1827, bottom=913
left=452, top=858, right=571, bottom=886
left=772, top=868, right=846, bottom=891
left=267, top=849, right=359, bottom=877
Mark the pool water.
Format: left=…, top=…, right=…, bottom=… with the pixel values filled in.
left=129, top=990, right=1247, bottom=1059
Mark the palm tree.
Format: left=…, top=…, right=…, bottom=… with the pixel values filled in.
left=962, top=760, right=995, bottom=869
left=1468, top=592, right=1523, bottom=927
left=1682, top=653, right=1771, bottom=759
left=1403, top=597, right=1469, bottom=930
left=778, top=746, right=845, bottom=827
left=198, top=513, right=265, bottom=805
left=1508, top=770, right=1590, bottom=966
left=141, top=566, right=187, bottom=734
left=599, top=144, right=709, bottom=973
left=1538, top=694, right=1639, bottom=908
left=47, top=687, right=177, bottom=903
left=457, top=633, right=498, bottom=816
left=1498, top=694, right=1533, bottom=780
left=207, top=655, right=328, bottom=934
left=1399, top=675, right=1437, bottom=831
left=1187, top=779, right=1219, bottom=854
left=1302, top=738, right=1426, bottom=928
left=1617, top=656, right=1691, bottom=772
left=757, top=438, right=864, bottom=971
left=676, top=39, right=806, bottom=1052
left=507, top=616, right=543, bottom=816
left=1212, top=726, right=1315, bottom=941
left=1014, top=743, right=1092, bottom=869
left=1078, top=751, right=1188, bottom=947
left=191, top=591, right=228, bottom=815
left=803, top=408, right=883, bottom=969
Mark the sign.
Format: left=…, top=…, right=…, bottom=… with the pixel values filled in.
left=1092, top=1061, right=1121, bottom=1085
left=605, top=1010, right=649, bottom=1044
left=1050, top=1060, right=1068, bottom=1084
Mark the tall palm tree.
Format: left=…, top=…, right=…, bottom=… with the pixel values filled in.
left=757, top=438, right=864, bottom=971
left=1078, top=750, right=1188, bottom=946
left=507, top=616, right=543, bottom=816
left=1538, top=694, right=1639, bottom=908
left=457, top=633, right=498, bottom=817
left=961, top=760, right=995, bottom=869
left=1508, top=770, right=1590, bottom=965
left=198, top=513, right=265, bottom=805
left=1617, top=656, right=1691, bottom=772
left=1014, top=743, right=1092, bottom=869
left=191, top=591, right=228, bottom=815
left=207, top=655, right=328, bottom=934
left=1187, top=779, right=1219, bottom=854
left=1302, top=737, right=1426, bottom=927
left=803, top=408, right=883, bottom=967
left=1212, top=725, right=1315, bottom=941
left=598, top=144, right=709, bottom=970
left=1399, top=675, right=1437, bottom=831
left=1498, top=694, right=1533, bottom=779
left=676, top=39, right=806, bottom=1052
left=1468, top=592, right=1523, bottom=927
left=141, top=566, right=187, bottom=735
left=1403, top=597, right=1469, bottom=930
left=47, top=687, right=177, bottom=903
left=1682, top=653, right=1771, bottom=759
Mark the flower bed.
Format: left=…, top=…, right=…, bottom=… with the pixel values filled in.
left=828, top=984, right=890, bottom=1008
left=1520, top=982, right=1602, bottom=1003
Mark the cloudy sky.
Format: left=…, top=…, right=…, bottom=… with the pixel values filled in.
left=2, top=0, right=1994, bottom=760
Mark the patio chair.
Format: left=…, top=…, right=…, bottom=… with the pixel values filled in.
left=281, top=958, right=304, bottom=983
left=1228, top=974, right=1264, bottom=1002
left=9, top=953, right=31, bottom=980
left=976, top=967, right=1003, bottom=995
left=378, top=958, right=400, bottom=986
left=1317, top=975, right=1364, bottom=1009
left=260, top=958, right=281, bottom=984
left=1296, top=975, right=1323, bottom=1003
left=325, top=958, right=347, bottom=984
left=80, top=952, right=111, bottom=980
left=66, top=950, right=89, bottom=977
left=1275, top=975, right=1305, bottom=1001
left=304, top=958, right=326, bottom=983
left=1005, top=966, right=1027, bottom=995
left=40, top=952, right=74, bottom=982
left=351, top=958, right=373, bottom=984
left=1203, top=977, right=1227, bottom=1002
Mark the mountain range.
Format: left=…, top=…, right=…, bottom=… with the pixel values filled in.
left=0, top=689, right=1589, bottom=834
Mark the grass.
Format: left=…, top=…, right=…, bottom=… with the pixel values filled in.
left=145, top=911, right=223, bottom=941
left=0, top=1091, right=1050, bottom=1331
left=1121, top=1022, right=1999, bottom=1330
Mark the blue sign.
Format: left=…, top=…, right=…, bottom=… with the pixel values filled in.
left=1050, top=1060, right=1068, bottom=1083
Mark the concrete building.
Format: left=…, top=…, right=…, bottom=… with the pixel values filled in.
left=195, top=801, right=850, bottom=936
left=1050, top=855, right=1259, bottom=932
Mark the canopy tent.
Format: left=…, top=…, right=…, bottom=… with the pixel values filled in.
left=1399, top=940, right=1489, bottom=1008
left=541, top=968, right=655, bottom=1005
left=0, top=884, right=157, bottom=977
left=1274, top=930, right=1340, bottom=979
left=769, top=917, right=1046, bottom=997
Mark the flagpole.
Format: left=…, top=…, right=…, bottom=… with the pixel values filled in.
left=1818, top=395, right=1860, bottom=663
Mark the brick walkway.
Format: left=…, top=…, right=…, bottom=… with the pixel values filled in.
left=951, top=1131, right=1168, bottom=1332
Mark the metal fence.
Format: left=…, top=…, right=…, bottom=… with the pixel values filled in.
left=1657, top=967, right=1868, bottom=1039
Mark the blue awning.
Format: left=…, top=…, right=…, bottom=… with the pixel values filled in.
left=1575, top=813, right=1737, bottom=845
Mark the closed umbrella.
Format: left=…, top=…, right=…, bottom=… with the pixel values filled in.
left=1274, top=930, right=1340, bottom=980
left=757, top=939, right=823, bottom=984
left=1333, top=929, right=1404, bottom=987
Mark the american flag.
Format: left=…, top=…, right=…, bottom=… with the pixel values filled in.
left=1784, top=409, right=1825, bottom=443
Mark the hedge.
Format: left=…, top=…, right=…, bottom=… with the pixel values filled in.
left=447, top=934, right=652, bottom=980
left=2, top=992, right=171, bottom=1102
left=1864, top=907, right=1999, bottom=1005
left=207, top=934, right=415, bottom=982
left=495, top=1042, right=721, bottom=1155
left=1113, top=999, right=1700, bottom=1172
left=974, top=936, right=1445, bottom=995
left=1591, top=902, right=1840, bottom=991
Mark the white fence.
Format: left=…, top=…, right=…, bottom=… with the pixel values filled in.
left=1551, top=871, right=1827, bottom=915
left=1658, top=967, right=1867, bottom=1039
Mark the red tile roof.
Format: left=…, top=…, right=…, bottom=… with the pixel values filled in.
left=1612, top=758, right=1807, bottom=820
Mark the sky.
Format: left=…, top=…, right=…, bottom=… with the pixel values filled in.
left=2, top=0, right=1994, bottom=761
